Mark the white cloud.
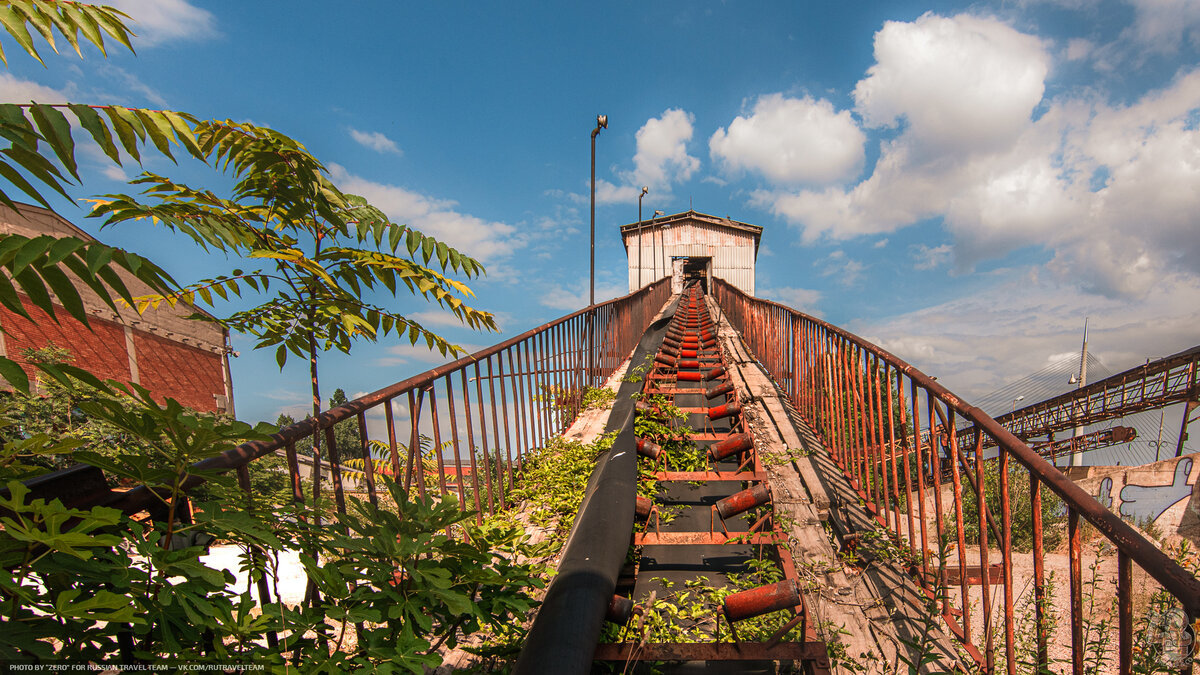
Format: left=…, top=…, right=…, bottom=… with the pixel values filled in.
left=409, top=309, right=513, bottom=332
left=816, top=250, right=866, bottom=287
left=759, top=286, right=822, bottom=313
left=710, top=94, right=865, bottom=185
left=854, top=13, right=1048, bottom=155
left=589, top=109, right=700, bottom=206
left=628, top=108, right=700, bottom=189
left=378, top=342, right=484, bottom=367
left=107, top=0, right=218, bottom=46
left=755, top=12, right=1200, bottom=300
left=349, top=128, right=401, bottom=155
left=328, top=164, right=522, bottom=263
left=99, top=64, right=167, bottom=107
left=0, top=73, right=69, bottom=102
left=853, top=269, right=1200, bottom=401
left=911, top=243, right=953, bottom=271
left=1126, top=0, right=1200, bottom=53
left=538, top=281, right=626, bottom=311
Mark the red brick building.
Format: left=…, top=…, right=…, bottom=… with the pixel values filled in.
left=0, top=203, right=234, bottom=414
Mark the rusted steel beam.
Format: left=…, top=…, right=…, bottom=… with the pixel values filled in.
left=652, top=470, right=766, bottom=481
left=592, top=641, right=830, bottom=664
left=632, top=531, right=777, bottom=546
left=965, top=346, right=1200, bottom=447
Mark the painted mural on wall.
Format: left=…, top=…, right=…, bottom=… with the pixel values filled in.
left=1081, top=454, right=1199, bottom=538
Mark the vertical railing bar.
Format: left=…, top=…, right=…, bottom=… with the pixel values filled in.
left=323, top=425, right=347, bottom=516
left=898, top=376, right=916, bottom=553
left=529, top=335, right=545, bottom=452
left=1117, top=551, right=1132, bottom=675
left=459, top=368, right=483, bottom=524
left=474, top=361, right=496, bottom=516
left=410, top=388, right=428, bottom=501
left=977, top=424, right=994, bottom=675
left=948, top=408, right=971, bottom=645
left=357, top=411, right=378, bottom=507
left=928, top=391, right=947, bottom=613
left=427, top=385, right=449, bottom=501
left=444, top=376, right=468, bottom=509
left=1030, top=471, right=1048, bottom=672
left=511, top=345, right=530, bottom=468
left=885, top=363, right=902, bottom=537
left=385, top=399, right=402, bottom=480
left=911, top=379, right=930, bottom=589
left=872, top=354, right=889, bottom=527
left=1069, top=506, right=1084, bottom=675
left=1000, top=443, right=1015, bottom=675
left=284, top=441, right=306, bottom=506
left=490, top=355, right=513, bottom=504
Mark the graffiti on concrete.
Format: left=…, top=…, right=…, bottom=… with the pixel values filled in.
left=1097, top=477, right=1113, bottom=509
left=1118, top=457, right=1194, bottom=523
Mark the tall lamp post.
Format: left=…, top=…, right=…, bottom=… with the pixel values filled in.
left=590, top=114, right=607, bottom=307
left=637, top=186, right=648, bottom=288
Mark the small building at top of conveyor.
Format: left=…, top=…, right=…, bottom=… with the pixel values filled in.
left=619, top=210, right=762, bottom=296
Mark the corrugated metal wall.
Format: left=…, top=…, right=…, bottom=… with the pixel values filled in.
left=624, top=220, right=756, bottom=295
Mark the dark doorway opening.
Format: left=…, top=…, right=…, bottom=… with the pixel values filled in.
left=682, top=256, right=710, bottom=294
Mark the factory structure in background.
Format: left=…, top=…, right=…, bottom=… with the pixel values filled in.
left=620, top=210, right=762, bottom=296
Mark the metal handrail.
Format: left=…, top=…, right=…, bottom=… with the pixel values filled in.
left=104, top=278, right=672, bottom=520
left=711, top=277, right=1199, bottom=674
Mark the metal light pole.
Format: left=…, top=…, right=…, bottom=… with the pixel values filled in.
left=637, top=186, right=648, bottom=288
left=590, top=114, right=607, bottom=306
left=1012, top=395, right=1025, bottom=413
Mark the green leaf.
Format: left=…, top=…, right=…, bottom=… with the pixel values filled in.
left=102, top=106, right=143, bottom=160
left=29, top=103, right=77, bottom=178
left=0, top=356, right=30, bottom=393
left=69, top=104, right=121, bottom=164
left=0, top=6, right=44, bottom=64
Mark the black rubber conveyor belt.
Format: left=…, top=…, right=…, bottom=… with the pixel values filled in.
left=512, top=296, right=681, bottom=675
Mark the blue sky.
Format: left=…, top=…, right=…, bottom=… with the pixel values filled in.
left=3, top=1, right=1199, bottom=446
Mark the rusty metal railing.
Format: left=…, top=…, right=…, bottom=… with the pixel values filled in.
left=106, top=278, right=671, bottom=525
left=711, top=277, right=1200, bottom=675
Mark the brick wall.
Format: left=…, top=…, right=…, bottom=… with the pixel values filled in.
left=1, top=294, right=227, bottom=413
left=132, top=330, right=226, bottom=412
left=0, top=297, right=132, bottom=384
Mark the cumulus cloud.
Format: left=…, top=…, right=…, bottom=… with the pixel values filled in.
left=629, top=108, right=700, bottom=188
left=594, top=109, right=700, bottom=205
left=710, top=94, right=865, bottom=185
left=853, top=12, right=1049, bottom=156
left=755, top=12, right=1200, bottom=299
left=328, top=164, right=521, bottom=263
left=107, top=0, right=218, bottom=46
left=349, top=128, right=401, bottom=155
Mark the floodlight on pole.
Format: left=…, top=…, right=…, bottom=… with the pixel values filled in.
left=589, top=114, right=607, bottom=307
left=1012, top=395, right=1025, bottom=413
